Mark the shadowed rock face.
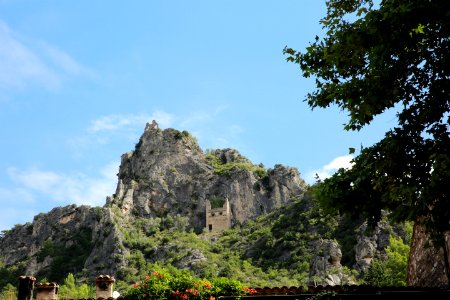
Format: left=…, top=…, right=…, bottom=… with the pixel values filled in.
left=108, top=125, right=308, bottom=231
left=407, top=222, right=450, bottom=287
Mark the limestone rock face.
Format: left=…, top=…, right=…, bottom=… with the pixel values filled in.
left=353, top=217, right=394, bottom=273
left=0, top=205, right=123, bottom=278
left=354, top=237, right=376, bottom=272
left=309, top=239, right=344, bottom=286
left=109, top=125, right=308, bottom=231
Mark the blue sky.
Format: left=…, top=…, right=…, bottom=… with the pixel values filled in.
left=0, top=1, right=398, bottom=232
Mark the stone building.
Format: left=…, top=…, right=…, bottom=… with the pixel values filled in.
left=205, top=198, right=231, bottom=233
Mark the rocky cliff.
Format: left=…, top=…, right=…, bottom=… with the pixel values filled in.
left=0, top=123, right=308, bottom=282
left=107, top=123, right=307, bottom=231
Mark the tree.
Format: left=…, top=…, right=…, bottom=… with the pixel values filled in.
left=363, top=234, right=411, bottom=287
left=59, top=273, right=94, bottom=299
left=284, top=0, right=449, bottom=285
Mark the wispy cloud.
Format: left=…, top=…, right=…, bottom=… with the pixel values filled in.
left=0, top=162, right=118, bottom=231
left=69, top=107, right=246, bottom=157
left=0, top=19, right=94, bottom=91
left=68, top=111, right=174, bottom=157
left=0, top=20, right=59, bottom=89
left=305, top=154, right=354, bottom=184
left=89, top=111, right=173, bottom=133
left=40, top=41, right=96, bottom=78
left=6, top=161, right=119, bottom=207
left=68, top=105, right=248, bottom=165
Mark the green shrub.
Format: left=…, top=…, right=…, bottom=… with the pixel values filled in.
left=124, top=268, right=255, bottom=300
left=58, top=273, right=95, bottom=299
left=363, top=234, right=410, bottom=286
left=209, top=197, right=225, bottom=209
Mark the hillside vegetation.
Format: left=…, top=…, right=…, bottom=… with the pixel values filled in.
left=0, top=126, right=411, bottom=294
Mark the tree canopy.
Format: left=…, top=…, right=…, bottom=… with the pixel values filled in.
left=284, top=0, right=449, bottom=238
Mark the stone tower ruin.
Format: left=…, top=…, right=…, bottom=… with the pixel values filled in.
left=205, top=198, right=231, bottom=233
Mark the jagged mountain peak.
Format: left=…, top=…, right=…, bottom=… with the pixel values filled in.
left=108, top=122, right=307, bottom=231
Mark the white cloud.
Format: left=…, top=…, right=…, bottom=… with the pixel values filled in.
left=305, top=154, right=354, bottom=184
left=6, top=161, right=119, bottom=207
left=8, top=167, right=62, bottom=192
left=69, top=107, right=245, bottom=159
left=68, top=111, right=174, bottom=157
left=323, top=155, right=354, bottom=171
left=0, top=19, right=94, bottom=91
left=151, top=111, right=174, bottom=128
left=40, top=42, right=96, bottom=78
left=0, top=20, right=60, bottom=89
left=89, top=111, right=174, bottom=133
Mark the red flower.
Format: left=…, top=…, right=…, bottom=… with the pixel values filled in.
left=144, top=275, right=150, bottom=280
left=208, top=297, right=215, bottom=300
left=243, top=287, right=256, bottom=295
left=181, top=294, right=188, bottom=300
left=151, top=271, right=163, bottom=278
left=133, top=283, right=139, bottom=288
left=185, top=288, right=198, bottom=296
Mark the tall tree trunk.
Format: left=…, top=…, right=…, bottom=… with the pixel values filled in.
left=443, top=233, right=450, bottom=289
left=407, top=221, right=450, bottom=287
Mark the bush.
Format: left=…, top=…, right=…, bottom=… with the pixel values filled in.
left=124, top=268, right=255, bottom=300
left=363, top=235, right=410, bottom=286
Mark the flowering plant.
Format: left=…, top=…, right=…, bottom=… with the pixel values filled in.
left=125, top=269, right=256, bottom=300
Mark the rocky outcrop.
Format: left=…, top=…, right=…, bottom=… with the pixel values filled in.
left=108, top=124, right=308, bottom=231
left=353, top=214, right=403, bottom=273
left=310, top=239, right=343, bottom=286
left=0, top=205, right=124, bottom=279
